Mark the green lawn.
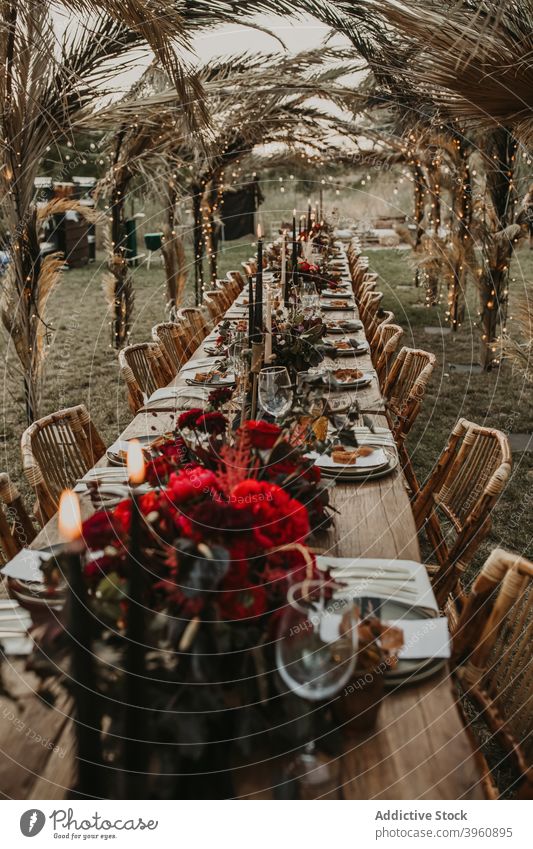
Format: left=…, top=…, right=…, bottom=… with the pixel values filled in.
left=0, top=241, right=531, bottom=570
left=371, top=245, right=533, bottom=570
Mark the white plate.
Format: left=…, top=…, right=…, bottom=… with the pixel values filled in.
left=309, top=446, right=388, bottom=472
left=325, top=370, right=374, bottom=389
left=321, top=289, right=352, bottom=299
left=320, top=301, right=354, bottom=312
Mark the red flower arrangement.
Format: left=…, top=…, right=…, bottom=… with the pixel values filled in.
left=57, top=449, right=317, bottom=628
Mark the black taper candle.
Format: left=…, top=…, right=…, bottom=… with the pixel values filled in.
left=59, top=491, right=104, bottom=798
left=69, top=548, right=105, bottom=797
left=248, top=275, right=254, bottom=346
left=307, top=198, right=312, bottom=233
left=289, top=241, right=298, bottom=309
left=124, top=442, right=148, bottom=798
left=254, top=233, right=263, bottom=340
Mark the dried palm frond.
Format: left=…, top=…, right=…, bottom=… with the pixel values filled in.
left=504, top=291, right=533, bottom=381
left=36, top=198, right=101, bottom=223
left=357, top=0, right=533, bottom=146
left=0, top=0, right=201, bottom=420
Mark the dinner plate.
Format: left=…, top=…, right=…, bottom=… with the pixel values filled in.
left=323, top=370, right=374, bottom=389
left=308, top=446, right=389, bottom=473
left=106, top=433, right=156, bottom=466
left=321, top=289, right=352, bottom=299
left=186, top=374, right=235, bottom=387
left=329, top=594, right=444, bottom=688
left=325, top=321, right=363, bottom=334
left=320, top=301, right=354, bottom=312
left=312, top=447, right=399, bottom=481
left=325, top=345, right=356, bottom=358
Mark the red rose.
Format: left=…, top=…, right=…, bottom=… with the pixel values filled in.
left=177, top=408, right=203, bottom=429
left=217, top=573, right=267, bottom=621
left=167, top=466, right=219, bottom=503
left=249, top=482, right=310, bottom=548
left=139, top=490, right=161, bottom=516
left=82, top=510, right=118, bottom=549
left=243, top=420, right=282, bottom=450
left=195, top=411, right=227, bottom=435
left=83, top=553, right=118, bottom=581
left=146, top=455, right=172, bottom=486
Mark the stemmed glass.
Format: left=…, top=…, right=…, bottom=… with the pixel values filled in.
left=300, top=278, right=320, bottom=316
left=258, top=366, right=293, bottom=420
left=229, top=332, right=247, bottom=401
left=275, top=580, right=359, bottom=798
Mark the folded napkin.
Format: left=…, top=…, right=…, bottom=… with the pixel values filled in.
left=316, top=556, right=438, bottom=613
left=147, top=385, right=211, bottom=404
left=388, top=617, right=451, bottom=660
left=1, top=548, right=51, bottom=582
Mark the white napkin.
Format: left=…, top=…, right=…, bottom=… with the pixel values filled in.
left=1, top=548, right=48, bottom=582
left=388, top=617, right=451, bottom=659
left=317, top=556, right=438, bottom=613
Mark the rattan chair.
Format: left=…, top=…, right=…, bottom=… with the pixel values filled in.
left=413, top=420, right=512, bottom=609
left=218, top=277, right=239, bottom=305
left=368, top=309, right=395, bottom=351
left=354, top=271, right=379, bottom=300
left=21, top=405, right=106, bottom=524
left=227, top=270, right=245, bottom=292
left=383, top=347, right=436, bottom=493
left=360, top=290, right=383, bottom=337
left=374, top=323, right=404, bottom=386
left=203, top=290, right=227, bottom=322
left=0, top=473, right=36, bottom=563
left=119, top=342, right=173, bottom=413
left=152, top=321, right=188, bottom=374
left=452, top=548, right=533, bottom=798
left=179, top=307, right=211, bottom=352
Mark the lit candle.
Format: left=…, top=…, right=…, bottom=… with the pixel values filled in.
left=59, top=490, right=104, bottom=797
left=254, top=224, right=263, bottom=341
left=125, top=440, right=147, bottom=797
left=127, top=438, right=146, bottom=486
left=58, top=489, right=82, bottom=543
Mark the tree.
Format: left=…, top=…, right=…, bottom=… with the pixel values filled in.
left=0, top=0, right=200, bottom=420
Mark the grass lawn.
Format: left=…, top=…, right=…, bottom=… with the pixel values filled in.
left=0, top=240, right=531, bottom=570
left=371, top=245, right=533, bottom=570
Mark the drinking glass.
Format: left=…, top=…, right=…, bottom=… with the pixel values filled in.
left=300, top=278, right=319, bottom=316
left=258, top=366, right=293, bottom=420
left=276, top=580, right=358, bottom=701
left=229, top=332, right=247, bottom=378
left=275, top=580, right=359, bottom=798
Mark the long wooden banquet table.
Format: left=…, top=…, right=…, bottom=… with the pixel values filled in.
left=0, top=246, right=485, bottom=800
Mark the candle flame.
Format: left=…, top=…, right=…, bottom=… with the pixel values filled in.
left=293, top=208, right=296, bottom=216
left=127, top=439, right=146, bottom=485
left=58, top=489, right=82, bottom=543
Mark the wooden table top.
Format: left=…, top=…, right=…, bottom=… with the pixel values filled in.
left=0, top=247, right=485, bottom=800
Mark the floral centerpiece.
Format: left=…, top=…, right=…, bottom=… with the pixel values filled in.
left=270, top=312, right=326, bottom=376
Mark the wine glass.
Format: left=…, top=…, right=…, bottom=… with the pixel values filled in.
left=258, top=366, right=293, bottom=420
left=274, top=580, right=358, bottom=798
left=300, top=278, right=319, bottom=316
left=276, top=580, right=358, bottom=701
left=229, top=332, right=247, bottom=377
